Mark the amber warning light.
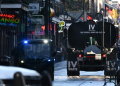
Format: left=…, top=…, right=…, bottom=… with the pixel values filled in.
left=103, top=54, right=106, bottom=57
left=79, top=54, right=82, bottom=58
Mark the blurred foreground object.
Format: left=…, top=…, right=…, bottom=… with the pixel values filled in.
left=0, top=66, right=52, bottom=86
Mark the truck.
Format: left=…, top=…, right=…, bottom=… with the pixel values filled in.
left=11, top=39, right=56, bottom=81
left=67, top=20, right=118, bottom=76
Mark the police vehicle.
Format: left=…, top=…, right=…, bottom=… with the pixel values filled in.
left=11, top=39, right=56, bottom=81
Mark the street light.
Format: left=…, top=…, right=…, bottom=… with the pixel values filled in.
left=64, top=9, right=68, bottom=20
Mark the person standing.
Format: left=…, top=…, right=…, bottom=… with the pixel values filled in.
left=59, top=43, right=66, bottom=61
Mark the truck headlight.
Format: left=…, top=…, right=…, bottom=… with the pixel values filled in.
left=21, top=60, right=24, bottom=63
left=42, top=58, right=51, bottom=62
left=44, top=40, right=48, bottom=43
left=48, top=59, right=51, bottom=62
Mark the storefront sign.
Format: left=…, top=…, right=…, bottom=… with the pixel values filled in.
left=59, top=21, right=65, bottom=31
left=0, top=14, right=20, bottom=27
left=29, top=3, right=39, bottom=11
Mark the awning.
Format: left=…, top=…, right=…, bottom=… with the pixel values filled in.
left=105, top=3, right=118, bottom=10
left=1, top=3, right=29, bottom=11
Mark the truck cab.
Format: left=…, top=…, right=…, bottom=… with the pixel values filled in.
left=11, top=39, right=56, bottom=81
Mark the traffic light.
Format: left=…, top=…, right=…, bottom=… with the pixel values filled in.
left=63, top=28, right=67, bottom=39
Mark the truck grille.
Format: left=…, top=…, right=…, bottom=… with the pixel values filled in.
left=28, top=59, right=43, bottom=61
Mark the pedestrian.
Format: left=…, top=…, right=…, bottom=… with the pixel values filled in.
left=59, top=43, right=66, bottom=61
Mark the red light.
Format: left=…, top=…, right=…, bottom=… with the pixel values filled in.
left=41, top=26, right=45, bottom=31
left=79, top=54, right=82, bottom=58
left=103, top=54, right=106, bottom=57
left=0, top=14, right=15, bottom=18
left=41, top=24, right=52, bottom=31
left=106, top=7, right=108, bottom=10
left=119, top=36, right=120, bottom=38
left=81, top=15, right=92, bottom=20
left=32, top=31, right=35, bottom=35
left=108, top=9, right=112, bottom=15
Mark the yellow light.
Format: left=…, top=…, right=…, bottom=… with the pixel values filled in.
left=21, top=60, right=24, bottom=63
left=111, top=9, right=118, bottom=18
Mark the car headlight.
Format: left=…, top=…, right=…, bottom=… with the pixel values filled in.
left=44, top=40, right=48, bottom=43
left=48, top=59, right=51, bottom=62
left=21, top=60, right=24, bottom=63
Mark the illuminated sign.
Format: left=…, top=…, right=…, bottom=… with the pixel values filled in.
left=0, top=14, right=20, bottom=27
left=59, top=21, right=65, bottom=31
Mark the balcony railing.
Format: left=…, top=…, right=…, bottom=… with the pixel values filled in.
left=1, top=0, right=29, bottom=5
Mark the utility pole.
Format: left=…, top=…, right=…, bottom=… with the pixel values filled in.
left=0, top=0, right=2, bottom=13
left=83, top=0, right=87, bottom=21
left=45, top=0, right=48, bottom=39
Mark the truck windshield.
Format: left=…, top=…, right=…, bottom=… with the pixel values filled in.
left=23, top=43, right=50, bottom=57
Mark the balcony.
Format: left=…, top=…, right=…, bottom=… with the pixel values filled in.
left=1, top=0, right=29, bottom=5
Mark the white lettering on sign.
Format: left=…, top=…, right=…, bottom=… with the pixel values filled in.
left=80, top=24, right=105, bottom=34
left=107, top=61, right=117, bottom=70
left=89, top=24, right=95, bottom=31
left=68, top=68, right=78, bottom=71
left=68, top=61, right=78, bottom=71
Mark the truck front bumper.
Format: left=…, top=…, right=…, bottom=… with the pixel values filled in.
left=19, top=61, right=54, bottom=71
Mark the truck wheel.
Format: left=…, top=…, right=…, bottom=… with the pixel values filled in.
left=67, top=70, right=79, bottom=76
left=117, top=79, right=120, bottom=84
left=41, top=70, right=52, bottom=86
left=67, top=70, right=71, bottom=76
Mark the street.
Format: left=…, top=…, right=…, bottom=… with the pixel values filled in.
left=53, top=61, right=116, bottom=86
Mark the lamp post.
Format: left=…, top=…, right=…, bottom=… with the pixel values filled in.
left=64, top=9, right=68, bottom=48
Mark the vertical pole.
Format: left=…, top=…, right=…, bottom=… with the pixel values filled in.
left=83, top=0, right=84, bottom=15
left=49, top=0, right=50, bottom=39
left=20, top=9, right=22, bottom=42
left=45, top=0, right=48, bottom=39
left=56, top=24, right=58, bottom=50
left=25, top=11, right=27, bottom=40
left=52, top=22, right=54, bottom=50
left=83, top=0, right=87, bottom=21
left=23, top=11, right=25, bottom=40
left=105, top=4, right=106, bottom=17
left=118, top=23, right=120, bottom=44
left=103, top=15, right=104, bottom=48
left=110, top=25, right=111, bottom=46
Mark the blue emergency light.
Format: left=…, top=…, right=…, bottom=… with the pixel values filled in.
left=48, top=59, right=51, bottom=62
left=24, top=41, right=28, bottom=44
